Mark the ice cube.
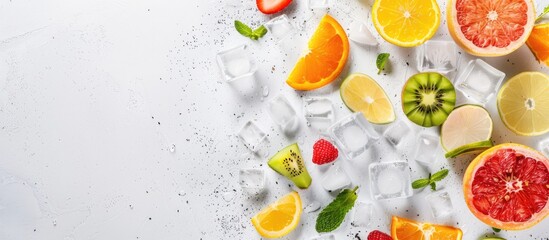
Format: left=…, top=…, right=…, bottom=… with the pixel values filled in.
left=348, top=20, right=378, bottom=46
left=413, top=133, right=440, bottom=165
left=308, top=0, right=331, bottom=9
left=321, top=164, right=351, bottom=192
left=416, top=40, right=458, bottom=73
left=369, top=161, right=413, bottom=200
left=267, top=95, right=299, bottom=134
left=238, top=120, right=267, bottom=152
left=264, top=14, right=295, bottom=42
left=309, top=234, right=335, bottom=240
left=328, top=113, right=380, bottom=160
left=383, top=120, right=411, bottom=147
left=303, top=97, right=335, bottom=132
left=239, top=168, right=266, bottom=195
left=351, top=201, right=373, bottom=227
left=216, top=44, right=257, bottom=82
left=455, top=59, right=506, bottom=104
left=538, top=138, right=549, bottom=158
left=304, top=201, right=321, bottom=213
left=425, top=190, right=453, bottom=219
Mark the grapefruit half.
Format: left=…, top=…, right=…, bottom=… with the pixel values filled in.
left=463, top=143, right=549, bottom=230
left=447, top=0, right=536, bottom=57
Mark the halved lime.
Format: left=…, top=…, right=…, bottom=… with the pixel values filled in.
left=444, top=140, right=493, bottom=158
left=340, top=73, right=395, bottom=124
left=441, top=105, right=494, bottom=158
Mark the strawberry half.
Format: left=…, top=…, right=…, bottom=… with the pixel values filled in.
left=256, top=0, right=292, bottom=14
left=312, top=139, right=338, bottom=165
left=367, top=230, right=393, bottom=240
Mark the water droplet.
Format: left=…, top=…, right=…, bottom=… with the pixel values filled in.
left=178, top=190, right=186, bottom=196
left=169, top=144, right=176, bottom=153
left=52, top=219, right=57, bottom=226
left=262, top=86, right=269, bottom=97
left=222, top=190, right=236, bottom=202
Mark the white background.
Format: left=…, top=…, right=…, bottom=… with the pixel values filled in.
left=1, top=0, right=549, bottom=239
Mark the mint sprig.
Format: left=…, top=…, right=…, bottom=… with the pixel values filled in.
left=235, top=20, right=268, bottom=40
left=315, top=186, right=358, bottom=232
left=411, top=169, right=449, bottom=191
left=537, top=5, right=549, bottom=22
left=376, top=53, right=390, bottom=74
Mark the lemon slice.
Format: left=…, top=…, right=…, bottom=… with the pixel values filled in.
left=251, top=192, right=302, bottom=238
left=372, top=0, right=441, bottom=47
left=497, top=72, right=549, bottom=136
left=340, top=73, right=395, bottom=124
left=441, top=105, right=494, bottom=158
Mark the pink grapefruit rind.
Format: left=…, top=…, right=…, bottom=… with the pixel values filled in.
left=463, top=143, right=549, bottom=230
left=447, top=0, right=536, bottom=57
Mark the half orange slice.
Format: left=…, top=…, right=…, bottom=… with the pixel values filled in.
left=286, top=14, right=349, bottom=91
left=251, top=192, right=302, bottom=238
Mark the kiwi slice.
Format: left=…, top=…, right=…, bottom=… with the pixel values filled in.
left=401, top=72, right=456, bottom=127
left=268, top=143, right=312, bottom=189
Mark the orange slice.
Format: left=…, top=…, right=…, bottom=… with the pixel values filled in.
left=286, top=14, right=349, bottom=91
left=526, top=23, right=549, bottom=66
left=251, top=192, right=302, bottom=238
left=391, top=216, right=463, bottom=240
left=372, top=0, right=440, bottom=47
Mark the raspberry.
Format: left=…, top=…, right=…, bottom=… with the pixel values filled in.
left=312, top=139, right=338, bottom=165
left=367, top=230, right=393, bottom=240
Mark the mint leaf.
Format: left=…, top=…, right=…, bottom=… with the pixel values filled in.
left=235, top=20, right=268, bottom=40
left=316, top=187, right=358, bottom=232
left=537, top=5, right=549, bottom=22
left=430, top=182, right=437, bottom=191
left=253, top=25, right=268, bottom=38
left=376, top=53, right=390, bottom=74
left=412, top=178, right=430, bottom=189
left=431, top=169, right=449, bottom=182
left=235, top=20, right=253, bottom=38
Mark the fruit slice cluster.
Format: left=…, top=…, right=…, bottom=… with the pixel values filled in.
left=286, top=14, right=349, bottom=91
left=463, top=144, right=549, bottom=230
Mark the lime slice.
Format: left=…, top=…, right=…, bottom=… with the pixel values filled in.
left=444, top=140, right=493, bottom=158
left=497, top=72, right=549, bottom=136
left=441, top=105, right=493, bottom=157
left=340, top=73, right=395, bottom=124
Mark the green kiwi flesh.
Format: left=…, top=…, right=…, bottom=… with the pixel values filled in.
left=402, top=72, right=456, bottom=127
left=268, top=143, right=312, bottom=189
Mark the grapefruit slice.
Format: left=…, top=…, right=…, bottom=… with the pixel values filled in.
left=463, top=143, right=549, bottom=230
left=286, top=14, right=349, bottom=91
left=447, top=0, right=536, bottom=57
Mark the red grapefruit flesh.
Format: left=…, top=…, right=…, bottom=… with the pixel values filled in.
left=463, top=143, right=549, bottom=230
left=447, top=0, right=535, bottom=57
